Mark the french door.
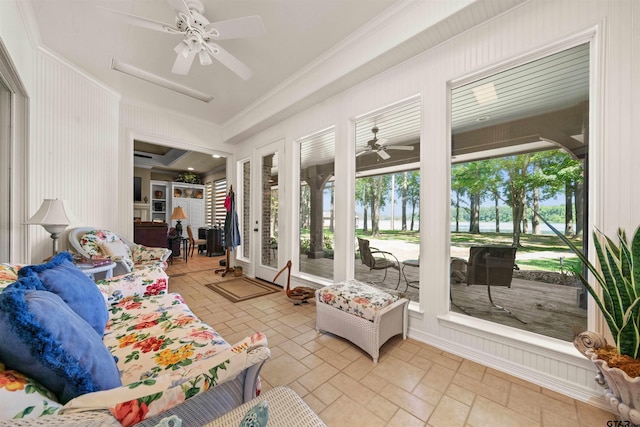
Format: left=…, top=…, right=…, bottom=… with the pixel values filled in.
left=253, top=141, right=282, bottom=282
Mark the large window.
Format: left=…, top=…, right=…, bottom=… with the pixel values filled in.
left=354, top=98, right=421, bottom=299
left=449, top=43, right=589, bottom=341
left=298, top=129, right=335, bottom=281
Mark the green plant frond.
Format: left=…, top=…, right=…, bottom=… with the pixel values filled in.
left=594, top=234, right=627, bottom=324
left=631, top=226, right=640, bottom=293
left=575, top=267, right=620, bottom=335
left=603, top=240, right=635, bottom=317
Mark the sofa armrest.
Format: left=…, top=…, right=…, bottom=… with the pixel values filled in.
left=131, top=246, right=171, bottom=264
left=61, top=332, right=270, bottom=426
left=95, top=265, right=169, bottom=306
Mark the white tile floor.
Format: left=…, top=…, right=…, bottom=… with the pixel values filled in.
left=167, top=256, right=617, bottom=427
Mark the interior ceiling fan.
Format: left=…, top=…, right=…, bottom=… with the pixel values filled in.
left=103, top=0, right=265, bottom=79
left=356, top=126, right=415, bottom=160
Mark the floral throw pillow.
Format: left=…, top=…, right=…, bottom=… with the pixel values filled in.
left=0, top=362, right=62, bottom=419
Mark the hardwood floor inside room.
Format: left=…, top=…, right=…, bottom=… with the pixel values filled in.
left=166, top=254, right=615, bottom=427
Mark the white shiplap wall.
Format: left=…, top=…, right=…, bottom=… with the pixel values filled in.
left=230, top=0, right=640, bottom=407
left=28, top=50, right=120, bottom=263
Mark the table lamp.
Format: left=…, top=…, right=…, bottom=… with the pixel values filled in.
left=26, top=199, right=71, bottom=255
left=171, top=206, right=188, bottom=236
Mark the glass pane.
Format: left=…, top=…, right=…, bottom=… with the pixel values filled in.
left=241, top=161, right=251, bottom=259
left=261, top=153, right=278, bottom=268
left=354, top=99, right=421, bottom=300
left=0, top=78, right=10, bottom=260
left=449, top=43, right=589, bottom=341
left=299, top=129, right=335, bottom=280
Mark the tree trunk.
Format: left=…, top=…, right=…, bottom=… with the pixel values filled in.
left=329, top=185, right=334, bottom=233
left=370, top=177, right=382, bottom=236
left=565, top=183, right=574, bottom=236
left=363, top=206, right=368, bottom=232
left=469, top=193, right=480, bottom=234
left=522, top=195, right=528, bottom=235
left=455, top=192, right=461, bottom=233
left=411, top=202, right=416, bottom=231
left=494, top=193, right=500, bottom=233
left=401, top=172, right=408, bottom=231
left=575, top=179, right=584, bottom=237
left=532, top=185, right=540, bottom=234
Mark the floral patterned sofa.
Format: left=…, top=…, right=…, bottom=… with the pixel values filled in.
left=68, top=227, right=172, bottom=277
left=0, top=253, right=270, bottom=427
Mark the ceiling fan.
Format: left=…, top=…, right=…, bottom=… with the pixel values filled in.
left=356, top=127, right=415, bottom=160
left=102, top=0, right=265, bottom=79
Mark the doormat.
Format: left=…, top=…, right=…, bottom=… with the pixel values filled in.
left=205, top=277, right=280, bottom=303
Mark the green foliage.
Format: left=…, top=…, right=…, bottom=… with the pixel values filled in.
left=175, top=172, right=202, bottom=184
left=547, top=220, right=640, bottom=359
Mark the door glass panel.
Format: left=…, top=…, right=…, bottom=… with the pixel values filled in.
left=449, top=43, right=589, bottom=341
left=0, top=78, right=10, bottom=260
left=299, top=129, right=335, bottom=281
left=261, top=153, right=278, bottom=268
left=241, top=160, right=251, bottom=259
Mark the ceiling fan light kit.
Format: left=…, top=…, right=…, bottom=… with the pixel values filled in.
left=103, top=0, right=265, bottom=79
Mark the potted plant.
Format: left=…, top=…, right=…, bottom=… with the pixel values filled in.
left=549, top=221, right=640, bottom=423
left=175, top=172, right=201, bottom=184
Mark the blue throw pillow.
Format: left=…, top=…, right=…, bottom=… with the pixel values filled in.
left=0, top=289, right=121, bottom=404
left=13, top=251, right=108, bottom=335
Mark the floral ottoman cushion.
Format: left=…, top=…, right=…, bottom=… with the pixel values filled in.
left=316, top=280, right=399, bottom=321
left=0, top=263, right=24, bottom=291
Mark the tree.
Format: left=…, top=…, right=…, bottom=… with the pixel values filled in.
left=406, top=171, right=420, bottom=231
left=452, top=162, right=492, bottom=233
left=355, top=178, right=369, bottom=232
left=399, top=172, right=408, bottom=231
left=299, top=184, right=310, bottom=229
left=368, top=175, right=391, bottom=236
left=500, top=154, right=532, bottom=246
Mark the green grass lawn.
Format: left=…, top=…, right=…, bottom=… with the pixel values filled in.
left=353, top=229, right=583, bottom=272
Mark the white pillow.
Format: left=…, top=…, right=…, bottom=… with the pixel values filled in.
left=100, top=240, right=131, bottom=259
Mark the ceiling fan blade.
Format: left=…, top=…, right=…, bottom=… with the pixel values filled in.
left=355, top=149, right=372, bottom=157
left=99, top=7, right=181, bottom=34
left=172, top=49, right=197, bottom=75
left=377, top=149, right=391, bottom=160
left=386, top=145, right=414, bottom=151
left=166, top=0, right=193, bottom=17
left=377, top=137, right=388, bottom=145
left=205, top=16, right=266, bottom=40
left=205, top=42, right=253, bottom=80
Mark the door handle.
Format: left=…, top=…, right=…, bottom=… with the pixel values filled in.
left=253, top=228, right=258, bottom=232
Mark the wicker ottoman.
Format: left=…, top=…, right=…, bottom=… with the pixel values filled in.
left=204, top=386, right=326, bottom=427
left=315, top=280, right=409, bottom=363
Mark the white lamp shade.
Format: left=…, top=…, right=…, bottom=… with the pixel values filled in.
left=27, top=199, right=71, bottom=229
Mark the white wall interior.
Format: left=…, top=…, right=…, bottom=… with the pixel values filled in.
left=231, top=0, right=640, bottom=407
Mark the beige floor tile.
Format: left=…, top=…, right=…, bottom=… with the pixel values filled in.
left=166, top=258, right=615, bottom=427
left=329, top=373, right=377, bottom=406
left=367, top=394, right=400, bottom=422
left=380, top=383, right=435, bottom=422
left=371, top=355, right=426, bottom=392
left=429, top=395, right=470, bottom=427
left=467, top=395, right=540, bottom=427
left=313, top=382, right=343, bottom=406
left=386, top=409, right=427, bottom=427
left=259, top=353, right=308, bottom=386
left=319, top=395, right=387, bottom=427
left=297, top=362, right=340, bottom=392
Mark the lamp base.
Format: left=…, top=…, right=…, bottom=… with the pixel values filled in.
left=175, top=220, right=183, bottom=236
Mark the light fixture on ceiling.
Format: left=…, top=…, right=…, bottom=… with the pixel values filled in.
left=472, top=82, right=498, bottom=105
left=212, top=154, right=221, bottom=158
left=476, top=116, right=490, bottom=122
left=110, top=59, right=214, bottom=103
left=187, top=167, right=194, bottom=171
